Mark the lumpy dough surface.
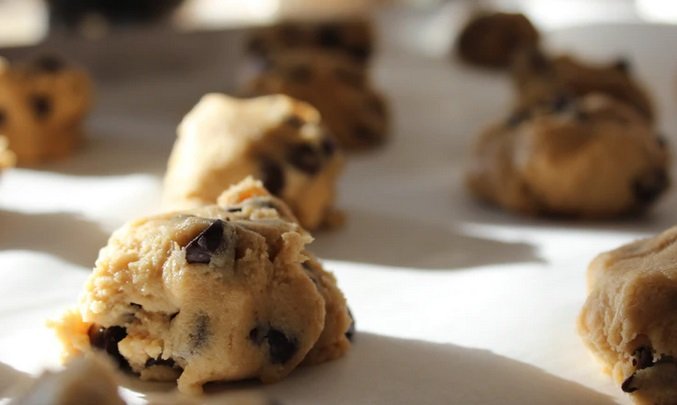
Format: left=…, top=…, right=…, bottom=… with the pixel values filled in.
left=246, top=50, right=389, bottom=151
left=53, top=178, right=352, bottom=394
left=578, top=226, right=677, bottom=405
left=466, top=93, right=669, bottom=218
left=163, top=93, right=344, bottom=231
left=0, top=55, right=92, bottom=166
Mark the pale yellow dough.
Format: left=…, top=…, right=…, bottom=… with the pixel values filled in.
left=579, top=226, right=677, bottom=405
left=52, top=178, right=352, bottom=395
left=163, top=94, right=344, bottom=231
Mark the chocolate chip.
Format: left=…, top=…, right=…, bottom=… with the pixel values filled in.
left=345, top=308, right=355, bottom=341
left=185, top=220, right=225, bottom=264
left=130, top=302, right=142, bottom=309
left=506, top=109, right=531, bottom=128
left=88, top=325, right=130, bottom=370
left=353, top=124, right=380, bottom=142
left=169, top=311, right=179, bottom=321
left=287, top=143, right=322, bottom=175
left=145, top=357, right=177, bottom=368
left=249, top=326, right=265, bottom=344
left=287, top=64, right=312, bottom=83
left=633, top=169, right=668, bottom=205
left=33, top=55, right=65, bottom=73
left=321, top=136, right=336, bottom=156
left=29, top=94, right=51, bottom=120
left=266, top=328, right=297, bottom=364
left=614, top=58, right=630, bottom=73
left=285, top=115, right=304, bottom=128
left=317, top=24, right=342, bottom=48
left=227, top=207, right=243, bottom=213
left=634, top=346, right=654, bottom=369
left=334, top=67, right=363, bottom=88
left=189, top=314, right=210, bottom=351
left=621, top=374, right=638, bottom=393
left=260, top=159, right=285, bottom=196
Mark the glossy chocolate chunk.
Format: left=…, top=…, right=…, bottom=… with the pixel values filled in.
left=634, top=346, right=654, bottom=369
left=287, top=143, right=322, bottom=175
left=266, top=328, right=297, bottom=364
left=260, top=159, right=285, bottom=196
left=88, top=325, right=130, bottom=370
left=29, top=94, right=51, bottom=120
left=185, top=220, right=225, bottom=264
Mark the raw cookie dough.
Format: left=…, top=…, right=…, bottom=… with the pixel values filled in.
left=163, top=93, right=344, bottom=231
left=456, top=12, right=539, bottom=69
left=512, top=48, right=654, bottom=121
left=578, top=226, right=677, bottom=405
left=10, top=355, right=124, bottom=405
left=466, top=93, right=669, bottom=218
left=0, top=135, right=16, bottom=170
left=52, top=178, right=352, bottom=395
left=0, top=55, right=92, bottom=165
left=247, top=18, right=374, bottom=65
left=247, top=50, right=388, bottom=150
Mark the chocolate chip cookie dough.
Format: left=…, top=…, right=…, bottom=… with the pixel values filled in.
left=52, top=178, right=353, bottom=395
left=163, top=94, right=344, bottom=231
left=456, top=12, right=540, bottom=69
left=512, top=49, right=654, bottom=121
left=246, top=50, right=389, bottom=150
left=578, top=226, right=677, bottom=405
left=466, top=94, right=669, bottom=218
left=247, top=18, right=374, bottom=66
left=0, top=55, right=92, bottom=166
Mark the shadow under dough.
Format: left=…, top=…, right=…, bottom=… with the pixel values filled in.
left=312, top=209, right=541, bottom=269
left=194, top=333, right=612, bottom=405
left=0, top=209, right=109, bottom=269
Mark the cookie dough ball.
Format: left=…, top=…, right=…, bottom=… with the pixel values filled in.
left=247, top=50, right=388, bottom=150
left=52, top=178, right=353, bottom=395
left=11, top=355, right=124, bottom=405
left=466, top=94, right=669, bottom=218
left=0, top=55, right=92, bottom=166
left=578, top=226, right=677, bottom=405
left=456, top=12, right=539, bottom=69
left=512, top=48, right=654, bottom=121
left=247, top=18, right=374, bottom=66
left=163, top=93, right=344, bottom=231
left=0, top=135, right=16, bottom=170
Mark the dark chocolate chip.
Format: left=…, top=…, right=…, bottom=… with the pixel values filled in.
left=287, top=143, right=322, bottom=175
left=633, top=169, right=669, bottom=205
left=345, top=308, right=355, bottom=341
left=145, top=357, right=177, bottom=368
left=349, top=45, right=370, bottom=62
left=260, top=159, right=285, bottom=196
left=285, top=115, right=304, bottom=129
left=130, top=302, right=142, bottom=309
left=317, top=24, right=342, bottom=48
left=621, top=374, right=638, bottom=393
left=353, top=124, right=380, bottom=142
left=614, top=58, right=630, bottom=73
left=29, top=94, right=51, bottom=120
left=334, top=67, right=363, bottom=88
left=287, top=64, right=312, bottom=83
left=88, top=325, right=130, bottom=370
left=266, top=328, right=297, bottom=364
left=185, top=220, right=225, bottom=264
left=506, top=109, right=531, bottom=128
left=33, top=55, right=65, bottom=73
left=321, top=136, right=337, bottom=156
left=227, top=206, right=243, bottom=213
left=189, top=314, right=210, bottom=351
left=249, top=326, right=265, bottom=344
left=634, top=346, right=654, bottom=370
left=169, top=311, right=179, bottom=321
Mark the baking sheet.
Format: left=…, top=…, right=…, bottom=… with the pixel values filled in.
left=1, top=6, right=676, bottom=404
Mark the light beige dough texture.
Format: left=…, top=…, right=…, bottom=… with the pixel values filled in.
left=0, top=135, right=15, bottom=170
left=163, top=94, right=344, bottom=231
left=511, top=49, right=654, bottom=121
left=0, top=55, right=92, bottom=166
left=246, top=50, right=389, bottom=151
left=466, top=93, right=669, bottom=218
left=10, top=355, right=124, bottom=405
left=578, top=226, right=677, bottom=405
left=52, top=178, right=352, bottom=395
